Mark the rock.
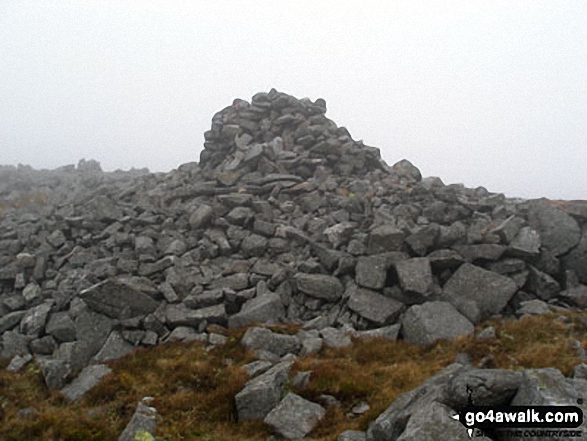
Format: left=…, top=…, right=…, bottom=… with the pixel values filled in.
left=442, top=263, right=518, bottom=324
left=368, top=225, right=404, bottom=254
left=79, top=279, right=159, bottom=320
left=508, top=226, right=541, bottom=258
left=0, top=310, right=26, bottom=333
left=396, top=400, right=492, bottom=441
left=228, top=292, right=285, bottom=328
left=517, top=299, right=552, bottom=316
left=36, top=357, right=71, bottom=390
left=244, top=360, right=273, bottom=378
left=391, top=159, right=422, bottom=182
left=355, top=255, right=389, bottom=290
left=46, top=311, right=77, bottom=342
left=241, top=327, right=301, bottom=357
left=338, top=430, right=367, bottom=441
left=6, top=354, right=33, bottom=373
left=20, top=302, right=53, bottom=337
left=427, top=249, right=464, bottom=270
left=559, top=285, right=587, bottom=308
left=189, top=204, right=214, bottom=229
left=394, top=258, right=433, bottom=303
left=476, top=326, right=496, bottom=339
left=300, top=337, right=323, bottom=356
left=446, top=368, right=522, bottom=407
left=348, top=288, right=404, bottom=326
left=264, top=393, right=325, bottom=439
left=1, top=330, right=32, bottom=359
left=235, top=361, right=292, bottom=420
left=490, top=215, right=524, bottom=243
left=526, top=265, right=560, bottom=300
left=354, top=324, right=401, bottom=341
left=60, top=364, right=112, bottom=402
left=118, top=398, right=157, bottom=441
left=562, top=225, right=587, bottom=284
left=295, top=273, right=343, bottom=302
left=527, top=200, right=581, bottom=256
left=367, top=363, right=468, bottom=441
left=401, top=301, right=474, bottom=346
left=92, top=331, right=135, bottom=363
left=22, top=282, right=42, bottom=304
left=240, top=234, right=268, bottom=257
left=165, top=303, right=227, bottom=328
left=320, top=327, right=352, bottom=348
left=452, top=244, right=505, bottom=262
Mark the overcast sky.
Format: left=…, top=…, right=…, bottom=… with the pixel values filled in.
left=1, top=1, right=585, bottom=200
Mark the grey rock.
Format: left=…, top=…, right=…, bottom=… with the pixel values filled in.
left=6, top=353, right=33, bottom=373
left=405, top=224, right=439, bottom=256
left=490, top=215, right=524, bottom=243
left=442, top=263, right=518, bottom=324
left=452, top=244, right=506, bottom=262
left=526, top=265, right=560, bottom=300
left=1, top=330, right=32, bottom=358
left=61, top=364, right=112, bottom=402
left=300, top=337, right=323, bottom=356
left=427, top=249, right=464, bottom=270
left=354, top=324, right=401, bottom=341
left=93, top=331, right=135, bottom=363
left=355, top=255, right=389, bottom=290
left=0, top=310, right=26, bottom=333
left=235, top=361, right=292, bottom=420
left=338, top=430, right=367, bottom=441
left=189, top=204, right=214, bottom=229
left=508, top=226, right=541, bottom=258
left=295, top=273, right=343, bottom=302
left=394, top=258, right=433, bottom=303
left=240, top=234, right=267, bottom=257
left=36, top=356, right=71, bottom=390
left=79, top=279, right=159, bottom=320
left=368, top=225, right=404, bottom=254
left=264, top=393, right=325, bottom=439
left=562, top=225, right=587, bottom=284
left=228, top=292, right=285, bottom=328
left=165, top=303, right=227, bottom=328
left=476, top=325, right=496, bottom=339
left=528, top=200, right=581, bottom=256
left=320, top=327, right=352, bottom=348
left=446, top=368, right=522, bottom=407
left=324, top=222, right=356, bottom=249
left=348, top=288, right=404, bottom=326
left=396, top=401, right=491, bottom=441
left=118, top=399, right=157, bottom=441
left=367, top=363, right=468, bottom=441
left=212, top=272, right=249, bottom=291
left=20, top=302, right=53, bottom=337
left=244, top=360, right=273, bottom=377
left=559, top=285, right=587, bottom=308
left=22, top=282, right=42, bottom=304
left=401, top=301, right=474, bottom=346
left=241, top=327, right=301, bottom=357
left=46, top=311, right=77, bottom=342
left=30, top=335, right=58, bottom=355
left=517, top=299, right=552, bottom=316
left=573, top=363, right=587, bottom=380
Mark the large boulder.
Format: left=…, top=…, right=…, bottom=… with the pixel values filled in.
left=228, top=292, right=284, bottom=328
left=79, top=279, right=159, bottom=320
left=295, top=273, right=343, bottom=302
left=264, top=393, right=326, bottom=439
left=348, top=287, right=404, bottom=326
left=527, top=200, right=581, bottom=256
left=241, top=327, right=301, bottom=357
left=401, top=301, right=474, bottom=346
left=442, top=263, right=518, bottom=324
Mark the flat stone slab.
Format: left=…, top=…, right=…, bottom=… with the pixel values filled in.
left=295, top=273, right=343, bottom=302
left=228, top=292, right=284, bottom=328
left=348, top=288, right=404, bottom=326
left=79, top=279, right=159, bottom=320
left=241, top=327, right=301, bottom=357
left=264, top=393, right=325, bottom=439
left=60, top=364, right=112, bottom=402
left=442, top=263, right=518, bottom=324
left=118, top=399, right=157, bottom=441
left=401, top=301, right=474, bottom=346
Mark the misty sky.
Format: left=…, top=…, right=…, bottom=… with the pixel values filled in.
left=1, top=1, right=585, bottom=200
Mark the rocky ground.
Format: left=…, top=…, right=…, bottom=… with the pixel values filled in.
left=0, top=89, right=586, bottom=440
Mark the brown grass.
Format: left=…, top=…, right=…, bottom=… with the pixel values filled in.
left=0, top=311, right=586, bottom=440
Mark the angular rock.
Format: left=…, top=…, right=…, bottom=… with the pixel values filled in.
left=394, top=258, right=433, bottom=303
left=61, top=364, right=112, bottom=402
left=20, top=302, right=53, bottom=337
left=46, top=311, right=77, bottom=342
left=264, top=393, right=325, bottom=439
left=446, top=368, right=522, bottom=408
left=442, top=263, right=518, bottom=324
left=241, top=327, right=301, bottom=357
left=228, top=292, right=285, bottom=328
left=401, top=301, right=474, bottom=346
left=320, top=327, right=352, bottom=348
left=92, top=331, right=135, bottom=363
left=118, top=399, right=157, bottom=441
left=189, top=204, right=214, bottom=230
left=0, top=310, right=26, bottom=333
left=354, top=324, right=401, bottom=341
left=528, top=200, right=581, bottom=256
left=165, top=303, right=227, bottom=328
left=79, top=279, right=159, bottom=320
left=235, top=361, right=292, bottom=420
left=562, top=225, right=587, bottom=284
left=295, top=273, right=343, bottom=302
left=508, top=226, right=541, bottom=258
left=338, top=430, right=367, bottom=441
left=526, top=265, right=560, bottom=300
left=368, top=225, right=404, bottom=254
left=348, top=288, right=404, bottom=326
left=355, top=255, right=388, bottom=290
left=36, top=356, right=71, bottom=390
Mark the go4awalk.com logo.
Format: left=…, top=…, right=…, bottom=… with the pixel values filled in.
left=451, top=405, right=584, bottom=439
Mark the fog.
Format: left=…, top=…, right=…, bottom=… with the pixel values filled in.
left=1, top=1, right=586, bottom=199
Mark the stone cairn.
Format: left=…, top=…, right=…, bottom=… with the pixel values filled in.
left=1, top=89, right=587, bottom=440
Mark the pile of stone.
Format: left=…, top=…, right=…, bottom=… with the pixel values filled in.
left=0, top=90, right=586, bottom=435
